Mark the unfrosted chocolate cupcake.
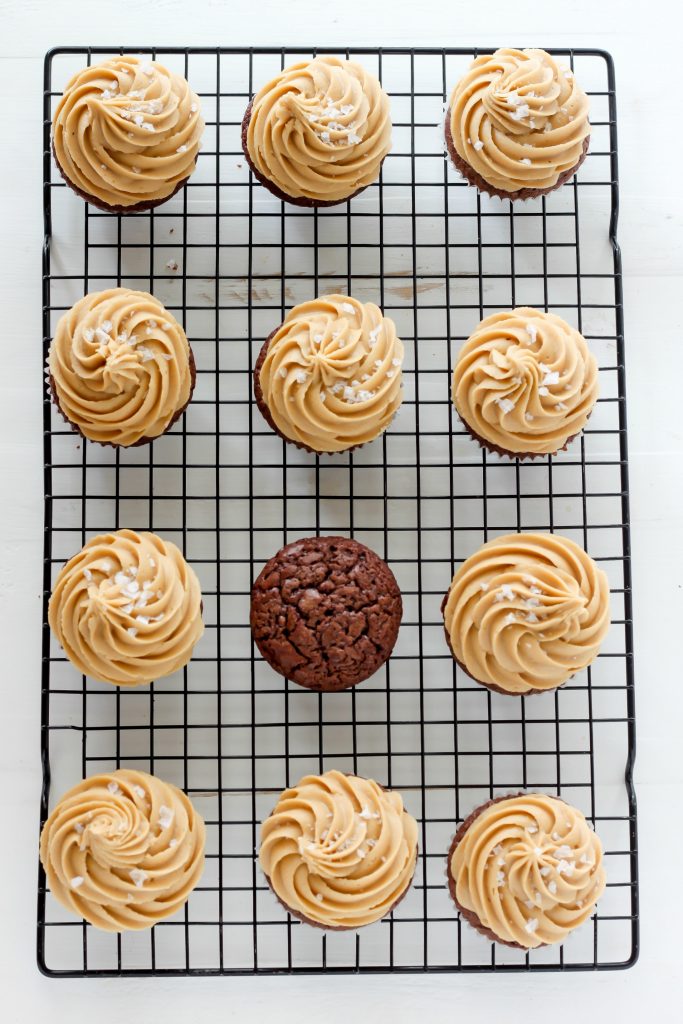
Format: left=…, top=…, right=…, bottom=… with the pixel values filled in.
left=52, top=55, right=204, bottom=213
left=452, top=307, right=598, bottom=459
left=250, top=535, right=402, bottom=691
left=260, top=770, right=418, bottom=929
left=441, top=532, right=610, bottom=696
left=48, top=288, right=195, bottom=447
left=446, top=792, right=605, bottom=949
left=242, top=56, right=391, bottom=207
left=254, top=294, right=404, bottom=454
left=445, top=48, right=590, bottom=201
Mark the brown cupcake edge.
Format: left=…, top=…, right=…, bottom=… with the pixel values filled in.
left=439, top=585, right=565, bottom=698
left=48, top=344, right=197, bottom=450
left=261, top=775, right=418, bottom=931
left=240, top=100, right=377, bottom=208
left=52, top=141, right=190, bottom=215
left=444, top=110, right=590, bottom=202
left=445, top=792, right=549, bottom=950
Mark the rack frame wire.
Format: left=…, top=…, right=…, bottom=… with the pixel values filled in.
left=39, top=46, right=638, bottom=977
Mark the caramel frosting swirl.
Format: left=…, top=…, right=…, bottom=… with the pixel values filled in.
left=453, top=308, right=598, bottom=455
left=49, top=288, right=194, bottom=447
left=450, top=793, right=605, bottom=948
left=246, top=56, right=391, bottom=203
left=443, top=533, right=610, bottom=694
left=257, top=294, right=404, bottom=453
left=448, top=48, right=590, bottom=194
left=40, top=770, right=205, bottom=931
left=53, top=56, right=204, bottom=208
left=48, top=529, right=204, bottom=687
left=260, top=770, right=418, bottom=929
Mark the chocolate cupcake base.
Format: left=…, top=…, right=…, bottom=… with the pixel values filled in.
left=241, top=101, right=377, bottom=208
left=251, top=535, right=403, bottom=692
left=446, top=793, right=547, bottom=950
left=52, top=142, right=190, bottom=215
left=48, top=345, right=197, bottom=449
left=444, top=110, right=590, bottom=202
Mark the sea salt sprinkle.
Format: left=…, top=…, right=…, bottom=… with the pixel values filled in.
left=70, top=876, right=84, bottom=889
left=107, top=781, right=121, bottom=795
left=495, top=396, right=516, bottom=414
left=158, top=805, right=174, bottom=829
left=524, top=918, right=539, bottom=934
left=133, top=785, right=146, bottom=799
left=473, top=139, right=484, bottom=151
left=341, top=302, right=355, bottom=314
left=130, top=868, right=148, bottom=888
left=525, top=323, right=538, bottom=344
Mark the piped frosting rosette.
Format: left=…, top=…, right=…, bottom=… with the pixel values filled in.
left=245, top=56, right=391, bottom=203
left=448, top=793, right=605, bottom=948
left=48, top=529, right=204, bottom=687
left=452, top=307, right=598, bottom=456
left=49, top=288, right=195, bottom=447
left=52, top=55, right=204, bottom=209
left=442, top=533, right=610, bottom=694
left=256, top=294, right=404, bottom=453
left=447, top=48, right=590, bottom=196
left=40, top=769, right=205, bottom=931
left=260, top=770, right=418, bottom=929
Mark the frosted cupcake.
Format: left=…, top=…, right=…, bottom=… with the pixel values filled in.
left=52, top=56, right=204, bottom=212
left=40, top=769, right=205, bottom=931
left=48, top=288, right=195, bottom=447
left=445, top=48, right=590, bottom=200
left=260, top=770, right=418, bottom=929
left=242, top=56, right=391, bottom=206
left=447, top=793, right=605, bottom=948
left=254, top=294, right=404, bottom=453
left=452, top=307, right=598, bottom=458
left=48, top=529, right=204, bottom=687
left=441, top=533, right=610, bottom=695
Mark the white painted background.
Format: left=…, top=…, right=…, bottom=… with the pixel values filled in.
left=0, top=0, right=680, bottom=1019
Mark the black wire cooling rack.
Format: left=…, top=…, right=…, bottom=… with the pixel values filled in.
left=39, top=46, right=638, bottom=976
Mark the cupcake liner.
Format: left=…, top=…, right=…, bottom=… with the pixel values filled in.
left=445, top=792, right=548, bottom=949
left=444, top=110, right=590, bottom=202
left=240, top=100, right=380, bottom=209
left=261, top=776, right=418, bottom=931
left=253, top=328, right=393, bottom=456
left=52, top=140, right=191, bottom=215
left=48, top=345, right=197, bottom=449
left=455, top=408, right=588, bottom=461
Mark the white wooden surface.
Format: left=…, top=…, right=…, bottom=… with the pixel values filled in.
left=0, top=0, right=681, bottom=1020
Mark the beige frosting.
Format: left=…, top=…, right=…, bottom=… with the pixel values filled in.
left=451, top=793, right=605, bottom=948
left=53, top=56, right=204, bottom=208
left=453, top=307, right=598, bottom=455
left=448, top=48, right=590, bottom=193
left=49, top=288, right=193, bottom=447
left=258, top=294, right=404, bottom=452
left=247, top=56, right=391, bottom=202
left=48, top=529, right=204, bottom=687
left=260, top=770, right=418, bottom=929
left=443, top=533, right=610, bottom=694
left=40, top=769, right=205, bottom=931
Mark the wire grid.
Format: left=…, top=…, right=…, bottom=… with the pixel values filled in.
left=39, top=46, right=638, bottom=976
